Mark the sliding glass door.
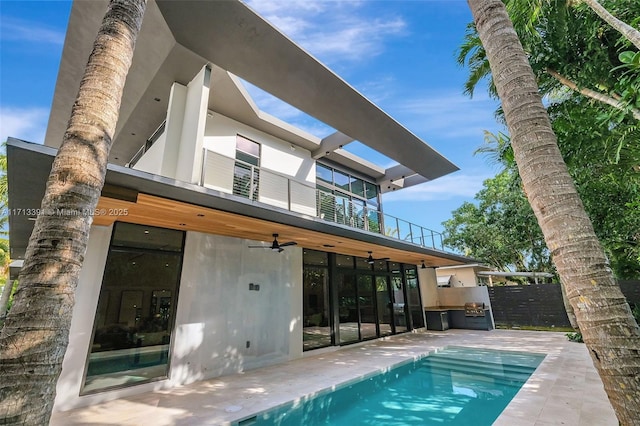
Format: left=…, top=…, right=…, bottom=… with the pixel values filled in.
left=376, top=275, right=393, bottom=336
left=337, top=272, right=359, bottom=344
left=303, top=250, right=424, bottom=350
left=357, top=275, right=377, bottom=340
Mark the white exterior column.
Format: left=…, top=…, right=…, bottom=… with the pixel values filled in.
left=162, top=65, right=211, bottom=183
left=160, top=82, right=187, bottom=178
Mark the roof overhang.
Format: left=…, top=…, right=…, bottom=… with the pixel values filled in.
left=7, top=138, right=471, bottom=269
left=45, top=0, right=458, bottom=192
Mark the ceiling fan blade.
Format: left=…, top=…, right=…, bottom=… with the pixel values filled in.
left=279, top=241, right=297, bottom=247
left=248, top=245, right=270, bottom=249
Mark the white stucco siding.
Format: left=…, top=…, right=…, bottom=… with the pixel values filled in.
left=203, top=112, right=315, bottom=185
left=171, top=232, right=303, bottom=386
left=437, top=286, right=492, bottom=308
left=418, top=267, right=439, bottom=307
left=132, top=131, right=166, bottom=175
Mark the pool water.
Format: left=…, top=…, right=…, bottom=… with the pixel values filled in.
left=237, top=346, right=545, bottom=425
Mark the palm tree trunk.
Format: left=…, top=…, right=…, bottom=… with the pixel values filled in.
left=467, top=0, right=640, bottom=423
left=0, top=1, right=146, bottom=424
left=582, top=0, right=640, bottom=50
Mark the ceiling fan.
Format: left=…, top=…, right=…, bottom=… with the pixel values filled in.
left=248, top=234, right=297, bottom=253
left=366, top=251, right=389, bottom=264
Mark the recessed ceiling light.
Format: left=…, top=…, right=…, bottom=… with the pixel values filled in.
left=197, top=213, right=205, bottom=217
left=322, top=244, right=335, bottom=248
left=179, top=223, right=186, bottom=226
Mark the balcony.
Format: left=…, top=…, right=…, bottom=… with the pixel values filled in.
left=201, top=149, right=445, bottom=251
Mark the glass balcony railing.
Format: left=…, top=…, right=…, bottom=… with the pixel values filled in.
left=316, top=191, right=444, bottom=250
left=203, top=153, right=445, bottom=251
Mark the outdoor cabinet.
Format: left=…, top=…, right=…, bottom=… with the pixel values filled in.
left=449, top=308, right=493, bottom=330
left=448, top=310, right=467, bottom=329
left=426, top=310, right=449, bottom=331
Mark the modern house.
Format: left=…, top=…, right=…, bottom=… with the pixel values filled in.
left=7, top=0, right=483, bottom=411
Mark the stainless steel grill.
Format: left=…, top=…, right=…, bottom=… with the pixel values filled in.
left=464, top=302, right=485, bottom=317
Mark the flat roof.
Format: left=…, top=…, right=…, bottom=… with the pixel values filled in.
left=7, top=138, right=471, bottom=268
left=45, top=0, right=458, bottom=190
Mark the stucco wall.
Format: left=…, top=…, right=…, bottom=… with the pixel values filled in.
left=171, top=232, right=303, bottom=385
left=418, top=267, right=439, bottom=307
left=437, top=286, right=491, bottom=307
left=132, top=131, right=166, bottom=175
left=53, top=228, right=303, bottom=412
left=436, top=267, right=479, bottom=287
left=203, top=112, right=315, bottom=185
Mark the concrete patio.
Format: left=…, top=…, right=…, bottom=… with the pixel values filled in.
left=50, top=329, right=617, bottom=425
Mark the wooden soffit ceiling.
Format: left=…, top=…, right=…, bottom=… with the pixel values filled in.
left=95, top=193, right=463, bottom=268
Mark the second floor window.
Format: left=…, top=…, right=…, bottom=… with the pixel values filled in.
left=316, top=162, right=381, bottom=232
left=233, top=135, right=260, bottom=199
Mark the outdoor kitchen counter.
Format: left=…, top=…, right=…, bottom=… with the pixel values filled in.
left=424, top=306, right=493, bottom=331
left=424, top=306, right=466, bottom=311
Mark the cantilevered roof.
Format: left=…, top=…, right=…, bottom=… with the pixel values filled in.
left=45, top=0, right=458, bottom=190
left=8, top=138, right=471, bottom=269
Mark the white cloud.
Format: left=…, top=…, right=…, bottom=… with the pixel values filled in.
left=392, top=91, right=502, bottom=140
left=244, top=0, right=406, bottom=64
left=0, top=107, right=49, bottom=144
left=0, top=17, right=65, bottom=45
left=383, top=172, right=493, bottom=202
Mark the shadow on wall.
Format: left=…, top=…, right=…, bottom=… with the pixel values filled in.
left=170, top=233, right=295, bottom=387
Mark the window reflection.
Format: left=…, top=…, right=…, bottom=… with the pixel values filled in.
left=405, top=266, right=425, bottom=328
left=303, top=249, right=331, bottom=351
left=83, top=223, right=184, bottom=394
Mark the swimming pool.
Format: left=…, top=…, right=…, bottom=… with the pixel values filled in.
left=236, top=346, right=545, bottom=425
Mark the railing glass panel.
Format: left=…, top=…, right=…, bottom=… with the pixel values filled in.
left=201, top=150, right=445, bottom=250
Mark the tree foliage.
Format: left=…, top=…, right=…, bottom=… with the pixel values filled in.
left=444, top=168, right=553, bottom=274
left=550, top=98, right=640, bottom=277
left=454, top=0, right=640, bottom=278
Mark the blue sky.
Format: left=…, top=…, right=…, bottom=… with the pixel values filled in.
left=0, top=0, right=503, bottom=234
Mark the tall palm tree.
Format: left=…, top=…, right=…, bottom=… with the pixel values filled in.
left=467, top=0, right=640, bottom=423
left=0, top=1, right=147, bottom=424
left=459, top=0, right=640, bottom=121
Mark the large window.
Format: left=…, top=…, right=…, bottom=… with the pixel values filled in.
left=233, top=135, right=260, bottom=199
left=316, top=163, right=380, bottom=232
left=82, top=223, right=185, bottom=394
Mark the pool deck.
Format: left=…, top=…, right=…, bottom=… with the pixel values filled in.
left=50, top=329, right=617, bottom=425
